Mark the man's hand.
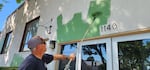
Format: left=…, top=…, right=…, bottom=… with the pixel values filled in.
left=53, top=53, right=75, bottom=60
left=68, top=53, right=75, bottom=60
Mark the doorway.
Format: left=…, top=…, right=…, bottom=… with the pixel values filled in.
left=76, top=38, right=112, bottom=70
left=112, top=33, right=150, bottom=70
left=59, top=32, right=150, bottom=70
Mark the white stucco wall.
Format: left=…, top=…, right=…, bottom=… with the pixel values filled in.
left=104, top=0, right=150, bottom=35
left=0, top=0, right=40, bottom=66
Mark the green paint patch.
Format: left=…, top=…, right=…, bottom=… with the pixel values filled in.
left=10, top=54, right=24, bottom=67
left=57, top=13, right=88, bottom=42
left=57, top=0, right=110, bottom=42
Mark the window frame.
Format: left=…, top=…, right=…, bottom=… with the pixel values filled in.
left=19, top=16, right=40, bottom=52
left=112, top=32, right=150, bottom=70
left=0, top=31, right=13, bottom=54
left=78, top=38, right=112, bottom=70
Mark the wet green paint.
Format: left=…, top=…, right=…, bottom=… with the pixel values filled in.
left=57, top=0, right=110, bottom=42
left=10, top=54, right=24, bottom=67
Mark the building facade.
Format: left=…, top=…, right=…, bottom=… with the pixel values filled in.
left=0, top=0, right=150, bottom=70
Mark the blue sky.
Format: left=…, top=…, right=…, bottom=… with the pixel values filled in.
left=0, top=0, right=20, bottom=31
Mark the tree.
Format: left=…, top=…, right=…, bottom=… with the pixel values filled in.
left=0, top=0, right=23, bottom=11
left=82, top=44, right=106, bottom=70
left=118, top=40, right=150, bottom=70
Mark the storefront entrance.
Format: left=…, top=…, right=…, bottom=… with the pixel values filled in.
left=59, top=33, right=150, bottom=70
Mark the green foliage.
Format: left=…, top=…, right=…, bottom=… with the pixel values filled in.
left=16, top=0, right=23, bottom=4
left=0, top=0, right=23, bottom=11
left=0, top=67, right=18, bottom=70
left=0, top=4, right=3, bottom=11
left=118, top=40, right=150, bottom=70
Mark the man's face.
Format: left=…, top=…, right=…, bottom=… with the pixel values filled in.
left=36, top=43, right=46, bottom=55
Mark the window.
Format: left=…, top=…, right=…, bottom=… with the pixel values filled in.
left=81, top=43, right=106, bottom=70
left=59, top=43, right=77, bottom=70
left=1, top=31, right=12, bottom=54
left=0, top=37, right=5, bottom=53
left=19, top=17, right=39, bottom=52
left=118, top=39, right=150, bottom=70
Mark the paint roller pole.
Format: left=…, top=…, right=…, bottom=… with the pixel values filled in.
left=64, top=59, right=73, bottom=70
left=63, top=11, right=101, bottom=70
